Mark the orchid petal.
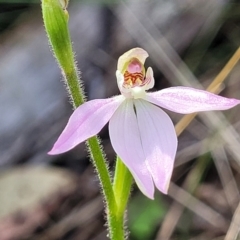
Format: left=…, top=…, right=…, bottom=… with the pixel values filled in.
left=116, top=70, right=131, bottom=98
left=109, top=99, right=154, bottom=199
left=135, top=100, right=177, bottom=194
left=49, top=96, right=124, bottom=154
left=146, top=86, right=240, bottom=114
left=145, top=67, right=155, bottom=90
left=117, top=48, right=148, bottom=73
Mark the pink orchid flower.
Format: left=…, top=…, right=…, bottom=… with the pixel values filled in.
left=49, top=48, right=240, bottom=199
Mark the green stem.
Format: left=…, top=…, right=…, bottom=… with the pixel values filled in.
left=112, top=156, right=133, bottom=239
left=41, top=1, right=119, bottom=238
left=87, top=137, right=120, bottom=238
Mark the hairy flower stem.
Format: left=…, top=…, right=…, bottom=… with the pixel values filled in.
left=41, top=1, right=120, bottom=238
left=113, top=157, right=133, bottom=238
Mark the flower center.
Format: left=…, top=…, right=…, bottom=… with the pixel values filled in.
left=123, top=58, right=145, bottom=89
left=123, top=71, right=144, bottom=88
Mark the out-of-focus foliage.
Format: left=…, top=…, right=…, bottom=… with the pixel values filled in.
left=0, top=2, right=33, bottom=32
left=128, top=193, right=166, bottom=240
left=0, top=0, right=36, bottom=3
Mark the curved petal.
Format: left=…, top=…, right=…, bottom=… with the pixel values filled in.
left=109, top=99, right=154, bottom=199
left=145, top=67, right=155, bottom=90
left=116, top=70, right=132, bottom=98
left=49, top=96, right=124, bottom=154
left=117, top=48, right=148, bottom=73
left=146, top=86, right=240, bottom=114
left=135, top=99, right=177, bottom=194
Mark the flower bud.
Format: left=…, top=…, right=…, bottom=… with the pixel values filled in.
left=59, top=0, right=69, bottom=9
left=41, top=0, right=84, bottom=107
left=41, top=0, right=73, bottom=72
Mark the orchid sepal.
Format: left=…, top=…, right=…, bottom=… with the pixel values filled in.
left=145, top=86, right=240, bottom=114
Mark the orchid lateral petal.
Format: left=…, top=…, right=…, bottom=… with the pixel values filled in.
left=116, top=70, right=131, bottom=97
left=117, top=48, right=148, bottom=73
left=146, top=86, right=240, bottom=114
left=109, top=99, right=154, bottom=199
left=135, top=100, right=177, bottom=194
left=145, top=67, right=155, bottom=90
left=49, top=96, right=124, bottom=154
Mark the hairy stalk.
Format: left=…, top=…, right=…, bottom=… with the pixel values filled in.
left=113, top=157, right=133, bottom=239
